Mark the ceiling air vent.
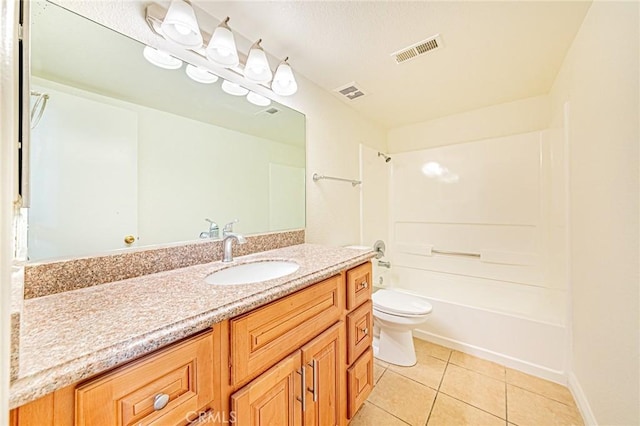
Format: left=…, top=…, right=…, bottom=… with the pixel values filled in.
left=263, top=107, right=280, bottom=115
left=391, top=34, right=443, bottom=64
left=256, top=107, right=281, bottom=116
left=334, top=82, right=367, bottom=101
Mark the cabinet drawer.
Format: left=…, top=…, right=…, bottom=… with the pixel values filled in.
left=230, top=274, right=343, bottom=386
left=346, top=300, right=373, bottom=365
left=347, top=348, right=374, bottom=419
left=76, top=331, right=214, bottom=426
left=346, top=262, right=372, bottom=311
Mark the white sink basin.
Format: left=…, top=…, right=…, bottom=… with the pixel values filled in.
left=205, top=261, right=300, bottom=285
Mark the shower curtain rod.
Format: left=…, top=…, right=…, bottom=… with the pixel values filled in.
left=312, top=173, right=362, bottom=187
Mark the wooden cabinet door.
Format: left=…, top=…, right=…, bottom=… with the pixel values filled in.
left=76, top=331, right=214, bottom=426
left=301, top=322, right=344, bottom=426
left=346, top=300, right=373, bottom=365
left=347, top=349, right=374, bottom=419
left=231, top=351, right=303, bottom=426
left=346, top=262, right=372, bottom=311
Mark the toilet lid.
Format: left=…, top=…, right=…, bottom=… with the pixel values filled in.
left=372, top=289, right=433, bottom=316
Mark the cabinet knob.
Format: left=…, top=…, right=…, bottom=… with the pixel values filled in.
left=360, top=327, right=369, bottom=336
left=124, top=235, right=135, bottom=245
left=153, top=393, right=170, bottom=411
left=360, top=281, right=368, bottom=289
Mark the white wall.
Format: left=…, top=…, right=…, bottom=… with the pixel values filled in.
left=295, top=80, right=387, bottom=246
left=388, top=95, right=550, bottom=152
left=360, top=144, right=389, bottom=248
left=549, top=1, right=639, bottom=424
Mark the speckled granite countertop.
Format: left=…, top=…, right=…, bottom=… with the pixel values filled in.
left=10, top=243, right=374, bottom=408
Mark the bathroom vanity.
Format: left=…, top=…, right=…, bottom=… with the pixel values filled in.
left=9, top=245, right=374, bottom=425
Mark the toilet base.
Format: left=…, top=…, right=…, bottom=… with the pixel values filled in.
left=372, top=328, right=417, bottom=367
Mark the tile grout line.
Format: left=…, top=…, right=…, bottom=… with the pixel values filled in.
left=424, top=349, right=453, bottom=425
left=385, top=355, right=446, bottom=391
left=448, top=348, right=578, bottom=409
left=368, top=364, right=413, bottom=425
left=505, top=374, right=509, bottom=425
left=506, top=382, right=578, bottom=407
left=365, top=399, right=412, bottom=426
left=439, top=351, right=509, bottom=422
left=448, top=360, right=506, bottom=381
left=437, top=389, right=508, bottom=422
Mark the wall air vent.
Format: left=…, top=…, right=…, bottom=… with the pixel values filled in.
left=334, top=82, right=368, bottom=101
left=391, top=34, right=443, bottom=64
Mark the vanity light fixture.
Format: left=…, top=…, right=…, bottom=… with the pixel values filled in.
left=271, top=57, right=298, bottom=96
left=221, top=79, right=249, bottom=96
left=206, top=17, right=240, bottom=68
left=143, top=46, right=183, bottom=70
left=185, top=64, right=219, bottom=84
left=145, top=5, right=299, bottom=96
left=246, top=91, right=271, bottom=107
left=244, top=39, right=272, bottom=84
left=160, top=0, right=203, bottom=48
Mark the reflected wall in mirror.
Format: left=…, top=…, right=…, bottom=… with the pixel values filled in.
left=28, top=1, right=306, bottom=262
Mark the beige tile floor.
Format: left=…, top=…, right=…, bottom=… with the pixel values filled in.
left=351, top=339, right=584, bottom=426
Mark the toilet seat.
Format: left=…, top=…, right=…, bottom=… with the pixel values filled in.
left=372, top=289, right=433, bottom=316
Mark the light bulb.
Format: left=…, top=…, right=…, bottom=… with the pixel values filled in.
left=244, top=39, right=272, bottom=83
left=174, top=23, right=191, bottom=36
left=160, top=0, right=203, bottom=48
left=271, top=59, right=298, bottom=96
left=206, top=17, right=239, bottom=68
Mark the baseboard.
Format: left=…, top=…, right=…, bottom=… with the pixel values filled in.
left=567, top=372, right=597, bottom=426
left=413, top=329, right=567, bottom=384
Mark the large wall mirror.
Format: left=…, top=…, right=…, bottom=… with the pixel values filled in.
left=27, top=1, right=306, bottom=262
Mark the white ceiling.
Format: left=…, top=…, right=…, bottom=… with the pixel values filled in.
left=196, top=1, right=592, bottom=129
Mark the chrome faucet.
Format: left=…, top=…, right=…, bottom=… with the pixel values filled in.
left=221, top=219, right=246, bottom=262
left=199, top=218, right=219, bottom=239
left=223, top=219, right=239, bottom=237
left=222, top=232, right=247, bottom=262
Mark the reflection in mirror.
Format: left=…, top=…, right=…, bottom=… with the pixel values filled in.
left=27, top=1, right=306, bottom=262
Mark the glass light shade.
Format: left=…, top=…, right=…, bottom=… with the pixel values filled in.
left=206, top=21, right=239, bottom=68
left=271, top=61, right=298, bottom=96
left=160, top=0, right=203, bottom=48
left=143, top=46, right=183, bottom=70
left=221, top=80, right=249, bottom=96
left=244, top=42, right=272, bottom=83
left=246, top=91, right=271, bottom=107
left=185, top=64, right=219, bottom=84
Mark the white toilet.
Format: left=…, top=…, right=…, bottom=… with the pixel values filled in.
left=372, top=289, right=433, bottom=366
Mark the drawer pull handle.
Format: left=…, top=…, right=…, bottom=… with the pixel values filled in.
left=359, top=281, right=368, bottom=289
left=296, top=367, right=306, bottom=412
left=153, top=393, right=170, bottom=411
left=308, top=359, right=318, bottom=402
left=360, top=327, right=369, bottom=336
